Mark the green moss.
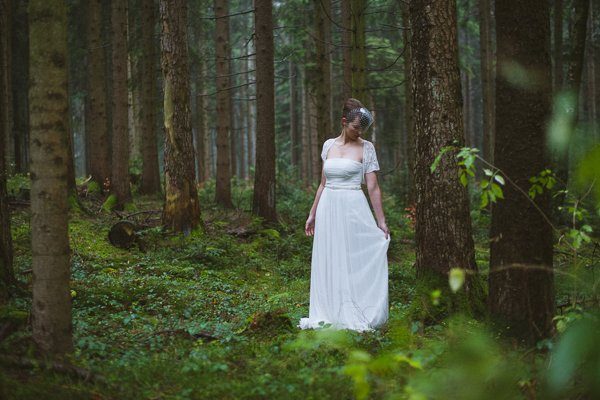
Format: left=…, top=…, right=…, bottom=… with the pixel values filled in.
left=101, top=194, right=117, bottom=212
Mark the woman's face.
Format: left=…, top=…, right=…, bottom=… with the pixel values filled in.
left=343, top=116, right=362, bottom=139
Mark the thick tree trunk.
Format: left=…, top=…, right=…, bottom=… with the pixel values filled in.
left=479, top=0, right=495, bottom=164
left=350, top=0, right=367, bottom=102
left=111, top=0, right=132, bottom=208
left=159, top=0, right=201, bottom=233
left=139, top=0, right=161, bottom=194
left=410, top=0, right=479, bottom=302
left=86, top=0, right=110, bottom=187
left=29, top=0, right=73, bottom=356
left=341, top=0, right=352, bottom=100
left=490, top=0, right=554, bottom=343
left=253, top=0, right=276, bottom=223
left=314, top=0, right=332, bottom=153
left=214, top=0, right=232, bottom=207
left=0, top=0, right=15, bottom=303
left=402, top=1, right=415, bottom=204
left=11, top=0, right=29, bottom=173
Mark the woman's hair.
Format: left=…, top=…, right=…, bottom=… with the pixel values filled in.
left=341, top=98, right=365, bottom=121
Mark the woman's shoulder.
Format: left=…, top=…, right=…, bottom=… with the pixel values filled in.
left=360, top=138, right=375, bottom=149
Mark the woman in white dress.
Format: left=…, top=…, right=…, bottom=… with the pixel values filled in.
left=299, top=98, right=390, bottom=332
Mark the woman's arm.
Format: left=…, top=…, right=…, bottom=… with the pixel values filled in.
left=305, top=169, right=327, bottom=236
left=365, top=172, right=389, bottom=238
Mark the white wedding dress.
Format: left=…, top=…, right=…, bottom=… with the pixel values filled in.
left=299, top=138, right=390, bottom=332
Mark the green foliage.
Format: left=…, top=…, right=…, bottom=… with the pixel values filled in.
left=528, top=169, right=556, bottom=199
left=101, top=194, right=117, bottom=212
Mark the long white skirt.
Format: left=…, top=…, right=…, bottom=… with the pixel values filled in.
left=299, top=187, right=390, bottom=332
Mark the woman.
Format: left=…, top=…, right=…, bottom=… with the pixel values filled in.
left=299, top=98, right=390, bottom=332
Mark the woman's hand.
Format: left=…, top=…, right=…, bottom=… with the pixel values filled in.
left=305, top=215, right=316, bottom=236
left=378, top=221, right=390, bottom=239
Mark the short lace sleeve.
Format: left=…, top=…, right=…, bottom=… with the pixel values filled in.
left=321, top=138, right=334, bottom=162
left=363, top=141, right=380, bottom=174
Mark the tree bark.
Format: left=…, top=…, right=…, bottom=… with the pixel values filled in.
left=253, top=0, right=276, bottom=223
left=29, top=0, right=73, bottom=356
left=111, top=0, right=132, bottom=208
left=350, top=0, right=367, bottom=102
left=341, top=0, right=352, bottom=100
left=402, top=1, right=415, bottom=204
left=490, top=0, right=554, bottom=343
left=553, top=0, right=563, bottom=91
left=193, top=49, right=208, bottom=184
left=214, top=0, right=232, bottom=207
left=479, top=0, right=495, bottom=164
left=86, top=0, right=111, bottom=187
left=300, top=67, right=310, bottom=185
left=0, top=0, right=15, bottom=303
left=11, top=0, right=29, bottom=173
left=556, top=0, right=590, bottom=187
left=289, top=60, right=299, bottom=170
left=410, top=0, right=479, bottom=302
left=139, top=0, right=160, bottom=194
left=2, top=0, right=13, bottom=173
left=314, top=0, right=332, bottom=155
left=159, top=0, right=201, bottom=233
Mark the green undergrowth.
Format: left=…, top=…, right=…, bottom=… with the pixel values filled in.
left=1, top=176, right=598, bottom=399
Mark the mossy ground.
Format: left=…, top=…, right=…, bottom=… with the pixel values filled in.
left=0, top=177, right=598, bottom=399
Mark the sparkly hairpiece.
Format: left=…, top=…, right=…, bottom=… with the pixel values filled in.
left=346, top=107, right=374, bottom=131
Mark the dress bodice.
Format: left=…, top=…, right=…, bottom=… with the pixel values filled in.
left=321, top=138, right=380, bottom=185
left=324, top=158, right=363, bottom=188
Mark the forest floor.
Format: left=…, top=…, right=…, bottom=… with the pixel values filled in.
left=0, top=176, right=598, bottom=399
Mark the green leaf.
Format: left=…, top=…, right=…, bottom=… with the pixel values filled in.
left=480, top=192, right=489, bottom=208
left=494, top=175, right=505, bottom=185
left=480, top=179, right=489, bottom=189
left=484, top=168, right=493, bottom=176
left=459, top=172, right=468, bottom=187
left=491, top=183, right=504, bottom=199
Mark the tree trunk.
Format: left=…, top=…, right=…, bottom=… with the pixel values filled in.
left=0, top=0, right=14, bottom=303
left=556, top=0, right=590, bottom=187
left=139, top=0, right=161, bottom=194
left=314, top=0, right=332, bottom=162
left=410, top=0, right=480, bottom=304
left=159, top=0, right=201, bottom=233
left=402, top=1, right=415, bottom=204
left=301, top=67, right=310, bottom=185
left=214, top=0, right=232, bottom=207
left=127, top=0, right=141, bottom=165
left=341, top=0, right=352, bottom=100
left=194, top=55, right=208, bottom=184
left=253, top=0, right=276, bottom=223
left=289, top=60, right=299, bottom=170
left=479, top=0, right=495, bottom=164
left=553, top=0, right=563, bottom=91
left=11, top=0, right=29, bottom=173
left=111, top=0, right=132, bottom=208
left=350, top=0, right=367, bottom=102
left=2, top=0, right=12, bottom=173
left=587, top=1, right=596, bottom=127
left=86, top=0, right=110, bottom=187
left=29, top=0, right=73, bottom=356
left=489, top=0, right=554, bottom=343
